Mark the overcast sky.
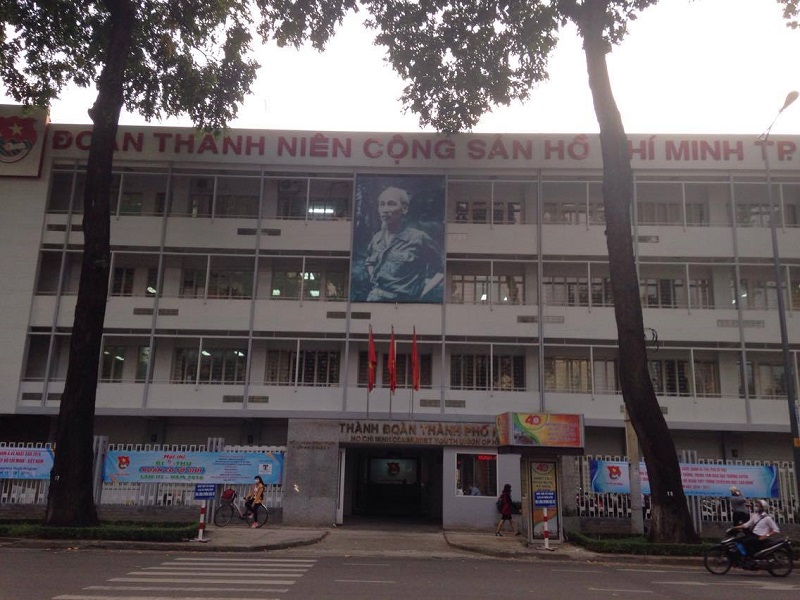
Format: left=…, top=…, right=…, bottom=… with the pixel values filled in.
left=4, top=0, right=800, bottom=135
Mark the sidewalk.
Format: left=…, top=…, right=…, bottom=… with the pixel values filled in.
left=0, top=523, right=700, bottom=566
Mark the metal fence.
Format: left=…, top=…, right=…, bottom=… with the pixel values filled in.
left=0, top=440, right=286, bottom=510
left=577, top=455, right=798, bottom=525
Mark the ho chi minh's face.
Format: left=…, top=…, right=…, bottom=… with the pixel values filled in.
left=377, top=190, right=408, bottom=228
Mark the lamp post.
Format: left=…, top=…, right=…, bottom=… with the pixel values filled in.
left=758, top=91, right=800, bottom=505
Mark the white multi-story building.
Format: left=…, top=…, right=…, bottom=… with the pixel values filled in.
left=1, top=105, right=798, bottom=527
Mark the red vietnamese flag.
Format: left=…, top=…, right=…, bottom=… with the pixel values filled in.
left=411, top=327, right=420, bottom=391
left=368, top=325, right=377, bottom=392
left=388, top=326, right=397, bottom=393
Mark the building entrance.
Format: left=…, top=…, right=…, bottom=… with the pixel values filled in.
left=343, top=446, right=442, bottom=522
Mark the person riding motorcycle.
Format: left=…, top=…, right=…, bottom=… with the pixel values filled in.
left=733, top=499, right=780, bottom=556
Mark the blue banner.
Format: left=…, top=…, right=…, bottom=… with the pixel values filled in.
left=589, top=460, right=779, bottom=498
left=104, top=450, right=284, bottom=484
left=0, top=447, right=53, bottom=479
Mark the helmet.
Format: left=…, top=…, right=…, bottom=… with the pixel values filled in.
left=755, top=499, right=769, bottom=511
left=729, top=486, right=739, bottom=494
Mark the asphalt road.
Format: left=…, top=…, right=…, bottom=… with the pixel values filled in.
left=1, top=547, right=799, bottom=600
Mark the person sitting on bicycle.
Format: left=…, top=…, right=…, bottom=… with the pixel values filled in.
left=734, top=499, right=780, bottom=555
left=245, top=476, right=265, bottom=529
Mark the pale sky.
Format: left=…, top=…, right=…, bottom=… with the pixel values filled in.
left=5, top=0, right=800, bottom=135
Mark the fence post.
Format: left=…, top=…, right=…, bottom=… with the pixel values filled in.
left=92, top=436, right=109, bottom=505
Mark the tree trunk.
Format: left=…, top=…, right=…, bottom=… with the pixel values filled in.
left=45, top=0, right=135, bottom=527
left=579, top=2, right=699, bottom=543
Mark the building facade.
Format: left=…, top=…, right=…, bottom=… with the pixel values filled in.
left=1, top=106, right=799, bottom=528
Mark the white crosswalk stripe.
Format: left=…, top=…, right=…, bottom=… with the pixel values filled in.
left=52, top=557, right=317, bottom=600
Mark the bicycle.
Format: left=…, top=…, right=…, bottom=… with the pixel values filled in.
left=213, top=489, right=269, bottom=528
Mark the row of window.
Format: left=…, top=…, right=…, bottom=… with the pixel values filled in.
left=93, top=346, right=792, bottom=399
left=39, top=254, right=800, bottom=311
left=48, top=169, right=800, bottom=227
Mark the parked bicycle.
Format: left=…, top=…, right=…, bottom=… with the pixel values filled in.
left=213, top=488, right=268, bottom=528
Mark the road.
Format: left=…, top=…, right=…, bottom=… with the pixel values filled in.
left=1, top=547, right=798, bottom=600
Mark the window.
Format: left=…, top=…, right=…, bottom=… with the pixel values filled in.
left=298, top=350, right=340, bottom=386
left=543, top=276, right=589, bottom=306
left=593, top=359, right=619, bottom=394
left=271, top=270, right=346, bottom=301
left=543, top=202, right=588, bottom=224
left=300, top=271, right=347, bottom=301
left=686, top=202, right=708, bottom=226
left=735, top=203, right=772, bottom=227
left=146, top=268, right=159, bottom=296
left=450, top=354, right=489, bottom=390
left=379, top=353, right=433, bottom=389
left=640, top=278, right=685, bottom=308
left=111, top=267, right=135, bottom=296
left=694, top=361, right=720, bottom=397
left=136, top=346, right=150, bottom=382
left=208, top=270, right=252, bottom=299
left=265, top=350, right=340, bottom=386
left=199, top=348, right=247, bottom=383
left=450, top=274, right=490, bottom=304
left=171, top=348, right=198, bottom=383
left=265, top=350, right=293, bottom=385
left=216, top=194, right=259, bottom=218
left=544, top=358, right=591, bottom=393
left=649, top=359, right=690, bottom=396
left=492, top=356, right=525, bottom=391
left=276, top=178, right=352, bottom=220
left=739, top=361, right=786, bottom=398
left=637, top=202, right=681, bottom=225
left=737, top=278, right=779, bottom=310
left=689, top=279, right=713, bottom=309
left=497, top=275, right=524, bottom=305
left=181, top=269, right=206, bottom=298
left=172, top=347, right=247, bottom=384
left=456, top=453, right=497, bottom=497
left=591, top=277, right=614, bottom=307
left=271, top=271, right=302, bottom=300
left=101, top=346, right=126, bottom=382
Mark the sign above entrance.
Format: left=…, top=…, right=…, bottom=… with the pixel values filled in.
left=496, top=413, right=584, bottom=449
left=338, top=420, right=497, bottom=447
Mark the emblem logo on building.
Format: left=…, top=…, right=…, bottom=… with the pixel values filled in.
left=0, top=116, right=39, bottom=163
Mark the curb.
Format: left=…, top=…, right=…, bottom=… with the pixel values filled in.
left=0, top=530, right=330, bottom=553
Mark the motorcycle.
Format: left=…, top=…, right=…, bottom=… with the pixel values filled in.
left=704, top=527, right=794, bottom=577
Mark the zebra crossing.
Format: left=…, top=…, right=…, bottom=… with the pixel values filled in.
left=52, top=556, right=318, bottom=600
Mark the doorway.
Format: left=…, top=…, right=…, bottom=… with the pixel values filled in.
left=343, top=446, right=442, bottom=524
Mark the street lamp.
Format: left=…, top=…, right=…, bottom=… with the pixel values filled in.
left=758, top=91, right=800, bottom=506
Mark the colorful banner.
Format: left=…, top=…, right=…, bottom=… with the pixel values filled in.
left=589, top=460, right=779, bottom=498
left=496, top=413, right=584, bottom=448
left=104, top=451, right=284, bottom=484
left=0, top=447, right=54, bottom=479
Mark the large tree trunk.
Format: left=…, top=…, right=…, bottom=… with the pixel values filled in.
left=579, top=2, right=699, bottom=543
left=45, top=0, right=135, bottom=526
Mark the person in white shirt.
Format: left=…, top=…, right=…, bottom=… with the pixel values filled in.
left=734, top=499, right=780, bottom=556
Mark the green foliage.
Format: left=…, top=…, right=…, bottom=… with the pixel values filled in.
left=0, top=0, right=269, bottom=131
left=256, top=0, right=356, bottom=50
left=363, top=0, right=560, bottom=133
left=0, top=521, right=197, bottom=542
left=781, top=0, right=800, bottom=28
left=567, top=530, right=708, bottom=556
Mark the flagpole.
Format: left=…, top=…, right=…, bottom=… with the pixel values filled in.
left=411, top=326, right=418, bottom=421
left=389, top=325, right=396, bottom=420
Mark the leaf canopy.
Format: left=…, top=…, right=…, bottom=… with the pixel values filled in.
left=1, top=0, right=318, bottom=130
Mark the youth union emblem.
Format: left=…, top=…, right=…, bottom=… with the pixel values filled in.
left=0, top=116, right=38, bottom=163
